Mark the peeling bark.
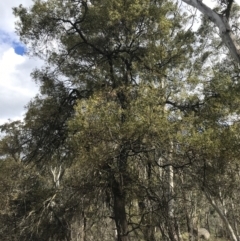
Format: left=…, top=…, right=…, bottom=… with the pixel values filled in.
left=182, top=0, right=240, bottom=63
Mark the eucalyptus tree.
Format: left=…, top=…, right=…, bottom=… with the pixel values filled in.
left=9, top=0, right=199, bottom=240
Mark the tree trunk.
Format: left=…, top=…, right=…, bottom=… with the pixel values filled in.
left=112, top=177, right=129, bottom=241
left=204, top=192, right=238, bottom=241
left=167, top=143, right=178, bottom=241
left=231, top=201, right=239, bottom=239
left=182, top=0, right=240, bottom=63
left=141, top=163, right=156, bottom=241
left=111, top=143, right=129, bottom=241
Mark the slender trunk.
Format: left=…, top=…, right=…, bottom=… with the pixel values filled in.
left=112, top=177, right=129, bottom=241
left=168, top=165, right=174, bottom=217
left=82, top=211, right=87, bottom=241
left=204, top=192, right=238, bottom=241
left=111, top=143, right=129, bottom=241
left=167, top=142, right=177, bottom=241
left=159, top=224, right=168, bottom=241
left=141, top=162, right=156, bottom=241
left=206, top=212, right=210, bottom=233
left=110, top=89, right=130, bottom=241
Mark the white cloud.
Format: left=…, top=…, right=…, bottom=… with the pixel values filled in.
left=203, top=0, right=240, bottom=8
left=235, top=0, right=240, bottom=5
left=0, top=0, right=42, bottom=125
left=0, top=0, right=33, bottom=34
left=0, top=44, right=42, bottom=125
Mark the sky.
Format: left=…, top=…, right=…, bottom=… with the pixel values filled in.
left=0, top=0, right=240, bottom=125
left=0, top=1, right=43, bottom=125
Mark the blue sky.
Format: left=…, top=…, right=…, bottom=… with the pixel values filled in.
left=0, top=30, right=25, bottom=55
left=12, top=42, right=25, bottom=56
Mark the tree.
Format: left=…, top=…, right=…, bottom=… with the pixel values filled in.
left=10, top=0, right=197, bottom=240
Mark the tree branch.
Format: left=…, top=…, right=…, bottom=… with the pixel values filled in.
left=182, top=0, right=240, bottom=63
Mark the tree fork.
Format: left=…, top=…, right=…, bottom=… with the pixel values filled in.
left=182, top=0, right=240, bottom=63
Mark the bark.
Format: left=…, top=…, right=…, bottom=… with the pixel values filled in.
left=110, top=89, right=130, bottom=241
left=111, top=144, right=129, bottom=241
left=112, top=177, right=129, bottom=241
left=168, top=143, right=178, bottom=241
left=182, top=0, right=240, bottom=63
left=50, top=165, right=64, bottom=188
left=82, top=211, right=87, bottom=241
left=141, top=165, right=156, bottom=241
left=231, top=201, right=239, bottom=238
left=204, top=192, right=238, bottom=241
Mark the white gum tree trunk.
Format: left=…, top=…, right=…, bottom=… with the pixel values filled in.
left=182, top=0, right=240, bottom=63
left=204, top=191, right=238, bottom=241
